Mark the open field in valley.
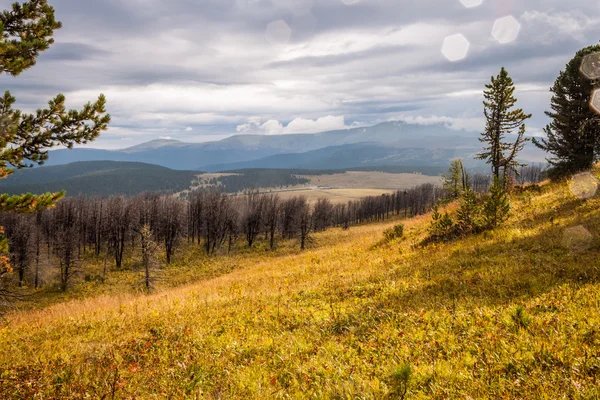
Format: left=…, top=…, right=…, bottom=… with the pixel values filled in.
left=297, top=171, right=442, bottom=190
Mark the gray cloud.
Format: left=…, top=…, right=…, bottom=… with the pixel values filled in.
left=0, top=0, right=598, bottom=148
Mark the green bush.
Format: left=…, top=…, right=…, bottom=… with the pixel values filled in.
left=383, top=224, right=404, bottom=242
left=389, top=363, right=412, bottom=399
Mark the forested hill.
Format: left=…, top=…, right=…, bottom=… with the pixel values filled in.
left=0, top=161, right=198, bottom=197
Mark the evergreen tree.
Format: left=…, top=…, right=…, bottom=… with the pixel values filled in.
left=483, top=178, right=510, bottom=229
left=428, top=205, right=455, bottom=241
left=533, top=45, right=600, bottom=177
left=0, top=1, right=109, bottom=287
left=477, top=67, right=532, bottom=182
left=456, top=188, right=481, bottom=235
left=442, top=159, right=468, bottom=199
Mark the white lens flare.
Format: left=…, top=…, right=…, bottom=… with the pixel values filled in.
left=492, top=15, right=520, bottom=44
left=563, top=225, right=594, bottom=252
left=581, top=52, right=600, bottom=81
left=442, top=34, right=470, bottom=62
left=591, top=90, right=600, bottom=115
left=265, top=20, right=292, bottom=45
left=569, top=172, right=599, bottom=200
left=460, top=0, right=483, bottom=8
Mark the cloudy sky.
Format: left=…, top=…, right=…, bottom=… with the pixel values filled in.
left=1, top=0, right=600, bottom=149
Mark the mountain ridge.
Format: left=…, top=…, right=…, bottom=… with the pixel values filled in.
left=41, top=121, right=546, bottom=171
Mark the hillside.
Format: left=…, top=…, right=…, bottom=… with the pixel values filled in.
left=0, top=173, right=598, bottom=398
left=0, top=161, right=198, bottom=196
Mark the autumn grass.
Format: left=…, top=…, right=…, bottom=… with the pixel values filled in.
left=1, top=176, right=600, bottom=399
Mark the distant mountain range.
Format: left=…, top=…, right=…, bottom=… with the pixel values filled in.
left=42, top=121, right=547, bottom=172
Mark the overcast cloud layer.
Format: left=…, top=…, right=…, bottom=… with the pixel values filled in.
left=1, top=0, right=599, bottom=149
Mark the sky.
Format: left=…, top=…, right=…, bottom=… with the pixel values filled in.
left=1, top=0, right=600, bottom=149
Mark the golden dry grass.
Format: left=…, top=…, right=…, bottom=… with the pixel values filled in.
left=1, top=177, right=600, bottom=398
left=297, top=171, right=442, bottom=190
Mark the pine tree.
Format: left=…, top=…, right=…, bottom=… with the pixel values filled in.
left=533, top=45, right=600, bottom=177
left=428, top=205, right=455, bottom=241
left=477, top=67, right=532, bottom=182
left=456, top=188, right=481, bottom=235
left=483, top=178, right=510, bottom=229
left=442, top=159, right=468, bottom=199
left=0, top=1, right=109, bottom=290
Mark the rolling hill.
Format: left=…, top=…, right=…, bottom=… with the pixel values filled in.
left=0, top=161, right=198, bottom=197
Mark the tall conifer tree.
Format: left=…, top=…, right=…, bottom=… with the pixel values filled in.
left=0, top=0, right=109, bottom=286
left=533, top=45, right=600, bottom=176
left=477, top=68, right=531, bottom=182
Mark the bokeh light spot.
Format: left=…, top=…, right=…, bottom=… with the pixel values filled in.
left=569, top=172, right=599, bottom=200
left=581, top=52, right=600, bottom=81
left=265, top=20, right=292, bottom=45
left=492, top=15, right=520, bottom=44
left=562, top=225, right=594, bottom=252
left=460, top=0, right=483, bottom=8
left=279, top=0, right=314, bottom=16
left=591, top=89, right=600, bottom=115
left=441, top=34, right=470, bottom=62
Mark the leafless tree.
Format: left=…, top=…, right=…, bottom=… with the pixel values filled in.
left=53, top=199, right=80, bottom=292
left=138, top=224, right=159, bottom=291
left=241, top=191, right=266, bottom=247
left=313, top=198, right=334, bottom=232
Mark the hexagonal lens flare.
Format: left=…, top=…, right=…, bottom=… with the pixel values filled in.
left=569, top=172, right=599, bottom=200
left=590, top=89, right=600, bottom=115
left=562, top=225, right=594, bottom=252
left=460, top=0, right=483, bottom=8
left=581, top=52, right=600, bottom=81
left=441, top=34, right=470, bottom=62
left=265, top=20, right=292, bottom=45
left=492, top=16, right=520, bottom=44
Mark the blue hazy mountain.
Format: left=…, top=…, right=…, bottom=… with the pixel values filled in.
left=41, top=121, right=546, bottom=171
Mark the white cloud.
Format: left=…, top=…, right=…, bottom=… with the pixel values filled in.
left=159, top=136, right=174, bottom=140
left=392, top=115, right=485, bottom=132
left=184, top=127, right=193, bottom=132
left=236, top=115, right=351, bottom=135
left=521, top=10, right=599, bottom=42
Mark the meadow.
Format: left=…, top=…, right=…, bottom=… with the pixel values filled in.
left=0, top=175, right=599, bottom=399
left=256, top=172, right=442, bottom=204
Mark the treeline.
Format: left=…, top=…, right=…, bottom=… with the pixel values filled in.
left=208, top=170, right=311, bottom=193
left=0, top=183, right=444, bottom=292
left=1, top=162, right=198, bottom=197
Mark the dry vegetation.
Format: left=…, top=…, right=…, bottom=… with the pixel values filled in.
left=261, top=172, right=442, bottom=204
left=272, top=188, right=395, bottom=205
left=1, top=174, right=599, bottom=398
left=297, top=171, right=442, bottom=190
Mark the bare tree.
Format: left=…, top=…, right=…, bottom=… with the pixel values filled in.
left=313, top=198, right=334, bottom=232
left=157, top=196, right=183, bottom=264
left=298, top=199, right=313, bottom=250
left=4, top=213, right=33, bottom=287
left=54, top=200, right=80, bottom=291
left=138, top=224, right=159, bottom=291
left=264, top=194, right=281, bottom=249
left=241, top=191, right=266, bottom=247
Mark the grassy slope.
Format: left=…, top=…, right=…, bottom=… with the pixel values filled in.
left=1, top=178, right=600, bottom=398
